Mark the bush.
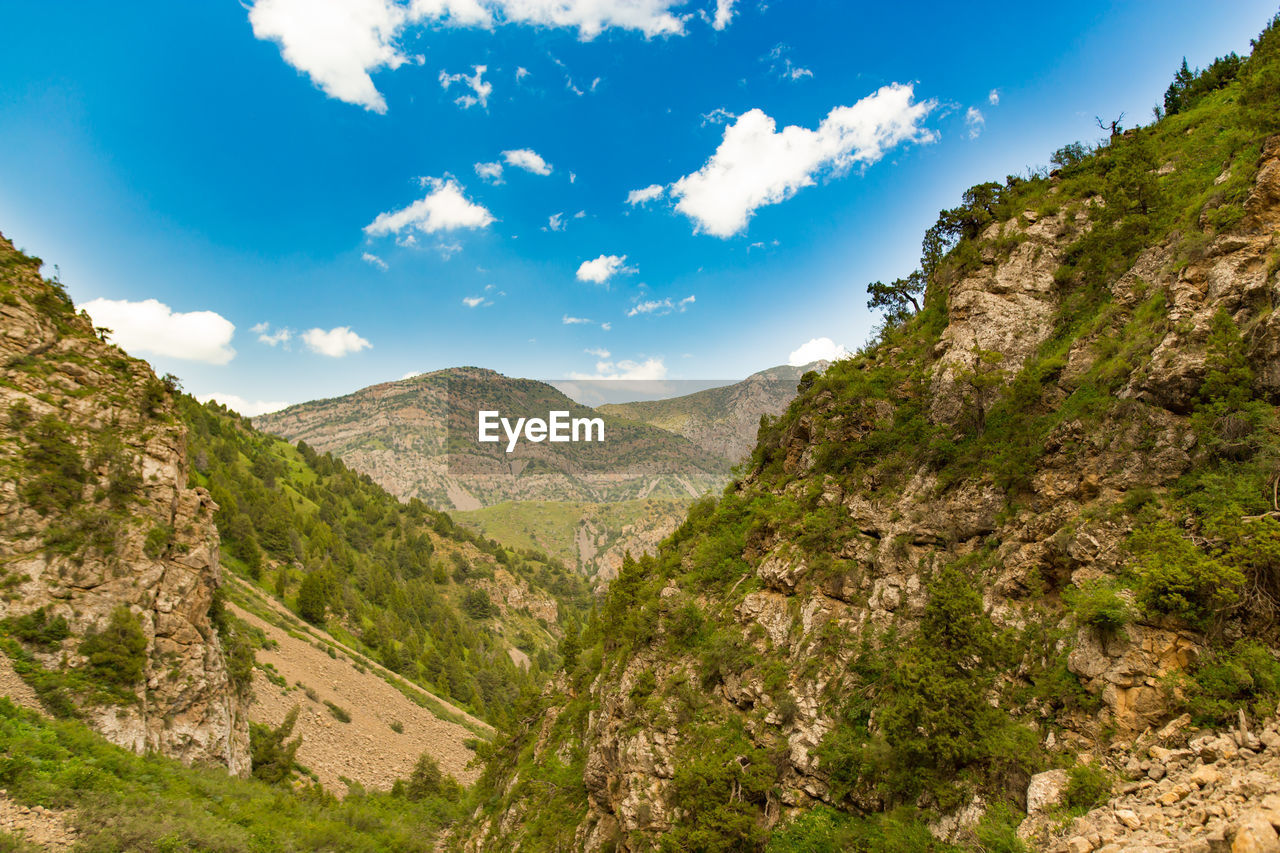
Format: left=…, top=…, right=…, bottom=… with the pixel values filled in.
left=5, top=608, right=70, bottom=649
left=1130, top=520, right=1244, bottom=624
left=1178, top=640, right=1280, bottom=724
left=324, top=701, right=351, bottom=723
left=296, top=571, right=327, bottom=625
left=78, top=607, right=147, bottom=688
left=249, top=706, right=301, bottom=784
left=143, top=524, right=173, bottom=559
left=1067, top=580, right=1134, bottom=634
left=1064, top=762, right=1112, bottom=812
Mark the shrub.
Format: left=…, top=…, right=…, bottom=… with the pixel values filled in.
left=1130, top=520, right=1245, bottom=624
left=1067, top=580, right=1134, bottom=634
left=143, top=524, right=173, bottom=559
left=296, top=571, right=327, bottom=625
left=5, top=608, right=70, bottom=649
left=249, top=706, right=301, bottom=784
left=389, top=720, right=404, bottom=734
left=1177, top=640, right=1280, bottom=724
left=324, top=701, right=351, bottom=723
left=79, top=607, right=147, bottom=688
left=1064, top=762, right=1112, bottom=812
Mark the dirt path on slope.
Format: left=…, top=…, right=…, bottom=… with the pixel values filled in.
left=231, top=602, right=483, bottom=796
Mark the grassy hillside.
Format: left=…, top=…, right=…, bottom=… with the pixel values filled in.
left=455, top=497, right=694, bottom=579
left=0, top=698, right=463, bottom=851
left=456, top=15, right=1280, bottom=850
left=180, top=396, right=591, bottom=729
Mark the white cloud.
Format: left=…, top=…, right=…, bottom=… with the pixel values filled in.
left=627, top=294, right=694, bottom=317
left=302, top=326, right=373, bottom=357
left=248, top=0, right=413, bottom=114
left=546, top=213, right=566, bottom=231
left=515, top=66, right=530, bottom=81
left=196, top=392, right=291, bottom=417
left=462, top=295, right=490, bottom=307
left=562, top=315, right=594, bottom=324
left=474, top=161, right=504, bottom=182
left=361, top=251, right=389, bottom=270
left=252, top=322, right=294, bottom=347
left=576, top=253, right=636, bottom=284
left=601, top=321, right=612, bottom=331
left=585, top=347, right=610, bottom=358
left=569, top=357, right=667, bottom=381
left=668, top=83, right=936, bottom=237
left=423, top=0, right=690, bottom=39
left=626, top=184, right=666, bottom=205
left=440, top=64, right=491, bottom=108
left=365, top=178, right=494, bottom=237
left=965, top=106, right=985, bottom=139
left=788, top=336, right=846, bottom=366
left=711, top=0, right=736, bottom=30
left=400, top=370, right=425, bottom=380
left=250, top=0, right=732, bottom=115
left=988, top=88, right=1000, bottom=106
left=82, top=298, right=236, bottom=365
left=502, top=148, right=552, bottom=175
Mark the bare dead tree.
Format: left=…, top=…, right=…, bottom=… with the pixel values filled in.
left=1096, top=113, right=1126, bottom=138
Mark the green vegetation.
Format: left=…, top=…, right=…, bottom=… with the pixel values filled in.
left=1064, top=763, right=1113, bottom=813
left=181, top=396, right=590, bottom=727
left=79, top=606, right=148, bottom=688
left=458, top=15, right=1280, bottom=850
left=0, top=698, right=462, bottom=851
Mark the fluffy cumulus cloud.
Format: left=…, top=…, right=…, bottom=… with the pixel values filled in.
left=965, top=106, right=985, bottom=139
left=195, top=392, right=291, bottom=417
left=788, top=336, right=847, bottom=366
left=82, top=298, right=236, bottom=365
left=626, top=184, right=665, bottom=205
left=988, top=88, right=1000, bottom=106
left=440, top=64, right=491, bottom=108
left=569, top=356, right=667, bottom=381
left=576, top=254, right=636, bottom=284
left=302, top=326, right=373, bottom=357
left=364, top=178, right=494, bottom=237
left=248, top=0, right=413, bottom=114
left=502, top=148, right=552, bottom=175
left=666, top=83, right=936, bottom=237
left=250, top=0, right=715, bottom=112
left=627, top=294, right=694, bottom=317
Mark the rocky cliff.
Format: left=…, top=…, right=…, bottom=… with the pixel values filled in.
left=454, top=42, right=1280, bottom=851
left=0, top=235, right=250, bottom=773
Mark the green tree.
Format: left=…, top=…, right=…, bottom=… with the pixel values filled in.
left=866, top=270, right=924, bottom=325
left=79, top=606, right=148, bottom=687
left=297, top=571, right=328, bottom=625
left=250, top=706, right=301, bottom=784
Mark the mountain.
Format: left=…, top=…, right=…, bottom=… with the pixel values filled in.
left=254, top=367, right=731, bottom=511
left=181, top=393, right=590, bottom=730
left=598, top=362, right=824, bottom=463
left=0, top=234, right=249, bottom=772
left=453, top=24, right=1280, bottom=850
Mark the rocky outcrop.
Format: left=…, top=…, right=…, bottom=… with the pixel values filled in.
left=0, top=234, right=250, bottom=773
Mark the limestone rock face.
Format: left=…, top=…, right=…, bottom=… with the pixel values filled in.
left=0, top=235, right=249, bottom=774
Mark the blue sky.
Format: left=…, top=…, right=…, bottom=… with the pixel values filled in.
left=0, top=0, right=1275, bottom=413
